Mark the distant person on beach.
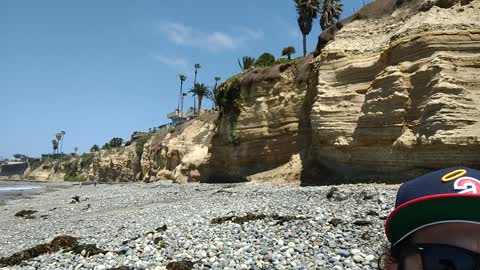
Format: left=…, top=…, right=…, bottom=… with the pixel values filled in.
left=93, top=179, right=97, bottom=187
left=381, top=166, right=480, bottom=270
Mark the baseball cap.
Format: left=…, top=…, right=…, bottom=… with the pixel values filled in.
left=385, top=166, right=480, bottom=246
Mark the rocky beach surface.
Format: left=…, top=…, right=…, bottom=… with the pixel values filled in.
left=0, top=182, right=398, bottom=270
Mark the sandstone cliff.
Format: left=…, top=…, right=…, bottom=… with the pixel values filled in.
left=27, top=113, right=217, bottom=183
left=204, top=0, right=480, bottom=184
left=26, top=0, right=480, bottom=184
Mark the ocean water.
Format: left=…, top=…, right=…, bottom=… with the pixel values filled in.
left=0, top=185, right=42, bottom=191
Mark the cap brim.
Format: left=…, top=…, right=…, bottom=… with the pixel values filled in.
left=385, top=193, right=480, bottom=246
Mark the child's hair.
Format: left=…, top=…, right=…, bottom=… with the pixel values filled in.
left=378, top=236, right=412, bottom=270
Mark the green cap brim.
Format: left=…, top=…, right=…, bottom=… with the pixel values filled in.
left=386, top=195, right=480, bottom=246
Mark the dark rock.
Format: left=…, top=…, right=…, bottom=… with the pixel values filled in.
left=326, top=187, right=339, bottom=199
left=329, top=218, right=343, bottom=227
left=14, top=210, right=37, bottom=219
left=153, top=236, right=164, bottom=245
left=353, top=220, right=373, bottom=226
left=110, top=267, right=140, bottom=270
left=70, top=196, right=80, bottom=204
left=166, top=260, right=195, bottom=270
left=361, top=191, right=375, bottom=200
left=155, top=225, right=167, bottom=232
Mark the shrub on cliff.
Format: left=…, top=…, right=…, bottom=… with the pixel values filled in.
left=135, top=134, right=152, bottom=158
left=281, top=46, right=296, bottom=60
left=109, top=137, right=124, bottom=148
left=216, top=76, right=242, bottom=115
left=90, top=144, right=99, bottom=152
left=254, top=53, right=276, bottom=67
left=80, top=153, right=94, bottom=169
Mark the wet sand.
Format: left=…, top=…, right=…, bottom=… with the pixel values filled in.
left=0, top=181, right=73, bottom=206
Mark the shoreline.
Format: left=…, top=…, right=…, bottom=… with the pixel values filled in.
left=0, top=181, right=399, bottom=269
left=0, top=180, right=73, bottom=206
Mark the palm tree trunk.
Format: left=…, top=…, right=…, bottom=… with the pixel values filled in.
left=213, top=82, right=218, bottom=109
left=180, top=82, right=184, bottom=115
left=303, top=34, right=307, bottom=57
left=193, top=95, right=197, bottom=115
left=60, top=138, right=64, bottom=154
left=178, top=81, right=183, bottom=113
left=198, top=95, right=203, bottom=115
left=194, top=70, right=198, bottom=84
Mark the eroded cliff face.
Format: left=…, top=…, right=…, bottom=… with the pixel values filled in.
left=206, top=0, right=480, bottom=184
left=27, top=113, right=217, bottom=183
left=140, top=113, right=217, bottom=183
left=309, top=0, right=480, bottom=182
left=204, top=60, right=315, bottom=183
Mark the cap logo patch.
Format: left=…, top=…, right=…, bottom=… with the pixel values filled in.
left=454, top=177, right=480, bottom=194
left=442, top=169, right=467, bottom=182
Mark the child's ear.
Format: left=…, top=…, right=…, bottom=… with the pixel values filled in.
left=384, top=255, right=398, bottom=270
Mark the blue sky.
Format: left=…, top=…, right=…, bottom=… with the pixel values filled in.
left=1, top=0, right=370, bottom=159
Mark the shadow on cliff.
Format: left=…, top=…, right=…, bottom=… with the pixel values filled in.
left=202, top=56, right=316, bottom=183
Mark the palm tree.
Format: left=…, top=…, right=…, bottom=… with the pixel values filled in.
left=189, top=83, right=210, bottom=115
left=51, top=139, right=58, bottom=155
left=320, top=0, right=343, bottom=31
left=214, top=76, right=221, bottom=93
left=282, top=46, right=297, bottom=60
left=60, top=130, right=66, bottom=153
left=194, top=64, right=201, bottom=84
left=73, top=147, right=78, bottom=155
left=179, top=74, right=187, bottom=114
left=55, top=133, right=62, bottom=154
left=294, top=0, right=321, bottom=56
left=238, top=56, right=256, bottom=71
left=193, top=64, right=201, bottom=113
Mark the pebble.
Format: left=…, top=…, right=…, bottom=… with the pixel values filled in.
left=0, top=182, right=397, bottom=269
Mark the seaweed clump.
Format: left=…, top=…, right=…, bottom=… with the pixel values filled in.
left=210, top=212, right=307, bottom=225
left=0, top=235, right=78, bottom=266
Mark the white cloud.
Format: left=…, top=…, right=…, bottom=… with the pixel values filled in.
left=150, top=54, right=189, bottom=72
left=238, top=27, right=265, bottom=40
left=159, top=22, right=192, bottom=45
left=206, top=32, right=236, bottom=50
left=156, top=20, right=263, bottom=51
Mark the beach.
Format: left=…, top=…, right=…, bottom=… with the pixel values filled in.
left=0, top=181, right=398, bottom=269
left=0, top=181, right=55, bottom=206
